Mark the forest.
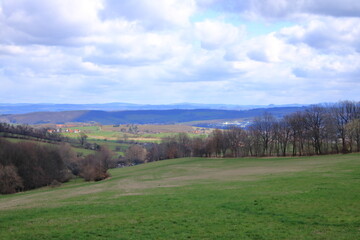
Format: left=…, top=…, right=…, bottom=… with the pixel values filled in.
left=0, top=138, right=113, bottom=194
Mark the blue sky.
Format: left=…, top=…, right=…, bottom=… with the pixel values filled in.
left=0, top=0, right=359, bottom=105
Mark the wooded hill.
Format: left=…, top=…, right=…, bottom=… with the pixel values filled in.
left=0, top=107, right=305, bottom=125
left=0, top=102, right=305, bottom=114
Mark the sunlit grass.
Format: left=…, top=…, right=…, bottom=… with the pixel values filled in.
left=1, top=154, right=359, bottom=239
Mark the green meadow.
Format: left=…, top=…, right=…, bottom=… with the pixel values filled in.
left=63, top=125, right=206, bottom=143
left=0, top=154, right=359, bottom=239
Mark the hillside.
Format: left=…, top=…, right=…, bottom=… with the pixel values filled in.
left=0, top=110, right=87, bottom=124
left=0, top=103, right=305, bottom=114
left=2, top=137, right=95, bottom=156
left=0, top=107, right=305, bottom=125
left=0, top=154, right=359, bottom=239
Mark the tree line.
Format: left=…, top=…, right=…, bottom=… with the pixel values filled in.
left=124, top=101, right=360, bottom=164
left=0, top=123, right=64, bottom=142
left=0, top=138, right=114, bottom=194
left=0, top=123, right=102, bottom=151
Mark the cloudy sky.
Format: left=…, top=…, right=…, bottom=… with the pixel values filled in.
left=0, top=0, right=359, bottom=105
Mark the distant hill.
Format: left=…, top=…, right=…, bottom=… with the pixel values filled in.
left=0, top=107, right=306, bottom=125
left=0, top=103, right=306, bottom=114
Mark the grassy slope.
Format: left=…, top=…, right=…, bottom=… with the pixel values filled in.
left=0, top=154, right=359, bottom=239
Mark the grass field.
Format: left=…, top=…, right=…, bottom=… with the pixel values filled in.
left=62, top=127, right=136, bottom=141
left=0, top=154, right=359, bottom=239
left=62, top=124, right=208, bottom=143
left=87, top=139, right=129, bottom=156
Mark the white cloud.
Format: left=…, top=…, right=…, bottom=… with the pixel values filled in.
left=0, top=0, right=103, bottom=45
left=278, top=17, right=360, bottom=52
left=198, top=0, right=360, bottom=19
left=101, top=0, right=196, bottom=30
left=303, top=0, right=360, bottom=18
left=0, top=0, right=359, bottom=105
left=194, top=19, right=245, bottom=50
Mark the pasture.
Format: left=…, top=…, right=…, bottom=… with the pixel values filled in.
left=0, top=154, right=359, bottom=239
left=62, top=124, right=208, bottom=143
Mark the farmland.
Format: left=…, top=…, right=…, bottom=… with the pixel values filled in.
left=0, top=123, right=209, bottom=160
left=46, top=124, right=209, bottom=157
left=0, top=153, right=359, bottom=239
left=60, top=124, right=209, bottom=142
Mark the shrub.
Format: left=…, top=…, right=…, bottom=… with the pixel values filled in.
left=50, top=179, right=62, bottom=188
left=78, top=153, right=110, bottom=181
left=0, top=164, right=23, bottom=194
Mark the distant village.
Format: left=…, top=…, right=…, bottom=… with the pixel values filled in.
left=47, top=124, right=81, bottom=134
left=194, top=120, right=252, bottom=129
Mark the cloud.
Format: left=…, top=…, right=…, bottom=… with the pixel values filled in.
left=0, top=0, right=359, bottom=105
left=194, top=19, right=245, bottom=50
left=278, top=17, right=360, bottom=52
left=100, top=0, right=196, bottom=30
left=292, top=68, right=308, bottom=78
left=247, top=50, right=269, bottom=62
left=197, top=0, right=360, bottom=19
left=84, top=36, right=172, bottom=66
left=0, top=0, right=102, bottom=45
left=304, top=0, right=360, bottom=18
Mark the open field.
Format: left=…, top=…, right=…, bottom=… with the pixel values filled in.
left=0, top=154, right=359, bottom=239
left=86, top=139, right=129, bottom=157
left=59, top=124, right=209, bottom=146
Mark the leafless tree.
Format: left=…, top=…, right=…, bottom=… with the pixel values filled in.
left=226, top=126, right=247, bottom=157
left=125, top=145, right=147, bottom=164
left=331, top=101, right=360, bottom=153
left=346, top=119, right=360, bottom=152
left=0, top=164, right=23, bottom=194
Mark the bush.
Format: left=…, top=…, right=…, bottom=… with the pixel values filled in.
left=0, top=138, right=72, bottom=192
left=125, top=145, right=147, bottom=164
left=50, top=180, right=62, bottom=188
left=0, top=164, right=23, bottom=194
left=78, top=151, right=110, bottom=181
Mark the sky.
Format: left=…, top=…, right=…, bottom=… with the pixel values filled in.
left=0, top=0, right=359, bottom=105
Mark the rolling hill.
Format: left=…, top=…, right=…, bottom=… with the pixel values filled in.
left=1, top=154, right=359, bottom=239
left=0, top=107, right=306, bottom=125
left=0, top=102, right=305, bottom=114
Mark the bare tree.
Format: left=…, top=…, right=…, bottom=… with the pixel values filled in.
left=331, top=101, right=360, bottom=153
left=304, top=106, right=327, bottom=155
left=0, top=164, right=23, bottom=194
left=191, top=137, right=206, bottom=157
left=346, top=119, right=360, bottom=152
left=273, top=119, right=291, bottom=156
left=147, top=143, right=161, bottom=162
left=250, top=113, right=275, bottom=156
left=210, top=129, right=228, bottom=157
left=125, top=145, right=147, bottom=164
left=285, top=112, right=306, bottom=156
left=226, top=126, right=247, bottom=157
left=176, top=133, right=192, bottom=157
left=78, top=132, right=88, bottom=146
